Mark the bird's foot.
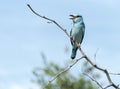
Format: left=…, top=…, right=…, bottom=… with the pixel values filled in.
left=76, top=43, right=81, bottom=48
left=70, top=36, right=73, bottom=40
left=70, top=36, right=76, bottom=44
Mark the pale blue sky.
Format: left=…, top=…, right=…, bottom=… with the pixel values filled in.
left=0, top=0, right=120, bottom=89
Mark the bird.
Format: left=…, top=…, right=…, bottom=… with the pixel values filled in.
left=70, top=14, right=85, bottom=59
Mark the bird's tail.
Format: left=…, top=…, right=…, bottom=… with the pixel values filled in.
left=71, top=47, right=78, bottom=59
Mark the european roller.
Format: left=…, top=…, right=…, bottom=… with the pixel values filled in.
left=70, top=14, right=85, bottom=59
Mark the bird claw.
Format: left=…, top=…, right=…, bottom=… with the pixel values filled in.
left=76, top=43, right=81, bottom=48
left=70, top=36, right=73, bottom=40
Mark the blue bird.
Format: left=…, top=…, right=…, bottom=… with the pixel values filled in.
left=70, top=14, right=85, bottom=59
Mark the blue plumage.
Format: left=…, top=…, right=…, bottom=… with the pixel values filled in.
left=70, top=14, right=85, bottom=59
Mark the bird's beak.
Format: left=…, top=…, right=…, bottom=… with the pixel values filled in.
left=69, top=15, right=78, bottom=20
left=69, top=15, right=75, bottom=20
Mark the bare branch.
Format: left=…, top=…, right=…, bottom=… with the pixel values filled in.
left=94, top=48, right=99, bottom=64
left=104, top=84, right=119, bottom=89
left=78, top=47, right=119, bottom=88
left=43, top=56, right=84, bottom=89
left=104, top=84, right=113, bottom=89
left=83, top=73, right=104, bottom=89
left=109, top=72, right=120, bottom=75
left=27, top=4, right=70, bottom=38
left=27, top=4, right=120, bottom=89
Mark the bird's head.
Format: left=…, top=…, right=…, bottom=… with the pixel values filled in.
left=69, top=14, right=83, bottom=23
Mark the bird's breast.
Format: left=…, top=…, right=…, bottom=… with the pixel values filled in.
left=72, top=24, right=83, bottom=34
left=71, top=24, right=84, bottom=43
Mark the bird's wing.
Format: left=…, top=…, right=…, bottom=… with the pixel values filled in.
left=70, top=29, right=73, bottom=45
left=80, top=23, right=85, bottom=44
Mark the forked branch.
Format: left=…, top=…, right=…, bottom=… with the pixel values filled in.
left=27, top=4, right=120, bottom=89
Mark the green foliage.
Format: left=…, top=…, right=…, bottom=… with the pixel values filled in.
left=32, top=53, right=100, bottom=89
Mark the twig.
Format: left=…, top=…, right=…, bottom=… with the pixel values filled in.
left=78, top=47, right=119, bottom=89
left=94, top=48, right=99, bottom=64
left=27, top=4, right=70, bottom=38
left=109, top=72, right=120, bottom=75
left=83, top=73, right=104, bottom=89
left=103, top=84, right=113, bottom=89
left=104, top=84, right=119, bottom=89
left=43, top=56, right=84, bottom=89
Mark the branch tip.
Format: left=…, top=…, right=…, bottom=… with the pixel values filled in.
left=27, top=4, right=30, bottom=7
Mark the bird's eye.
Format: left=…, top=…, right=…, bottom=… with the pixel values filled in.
left=77, top=15, right=82, bottom=17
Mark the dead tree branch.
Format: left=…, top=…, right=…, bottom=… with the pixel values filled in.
left=109, top=72, right=120, bottom=75
left=43, top=56, right=84, bottom=89
left=27, top=4, right=70, bottom=38
left=83, top=73, right=104, bottom=89
left=27, top=4, right=120, bottom=89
